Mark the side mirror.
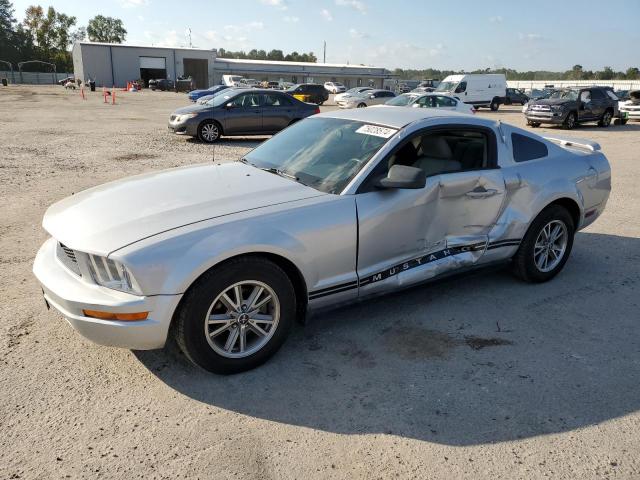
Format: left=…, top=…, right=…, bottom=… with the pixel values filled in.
left=375, top=165, right=426, bottom=190
left=225, top=102, right=234, bottom=109
left=370, top=95, right=376, bottom=99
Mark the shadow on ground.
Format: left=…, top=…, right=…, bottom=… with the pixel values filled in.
left=135, top=232, right=640, bottom=445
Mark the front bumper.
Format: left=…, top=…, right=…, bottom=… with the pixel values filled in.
left=33, top=238, right=182, bottom=350
left=167, top=119, right=198, bottom=136
left=524, top=110, right=567, bottom=124
left=619, top=106, right=640, bottom=120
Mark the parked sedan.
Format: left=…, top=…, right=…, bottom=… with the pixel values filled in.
left=168, top=88, right=320, bottom=142
left=337, top=89, right=396, bottom=108
left=188, top=85, right=230, bottom=102
left=34, top=107, right=610, bottom=374
left=324, top=82, right=347, bottom=94
left=334, top=87, right=374, bottom=103
left=385, top=92, right=476, bottom=114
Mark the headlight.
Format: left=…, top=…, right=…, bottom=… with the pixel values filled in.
left=87, top=254, right=141, bottom=295
left=175, top=113, right=198, bottom=122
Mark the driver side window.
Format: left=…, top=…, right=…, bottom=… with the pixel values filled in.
left=230, top=93, right=260, bottom=108
left=359, top=127, right=495, bottom=192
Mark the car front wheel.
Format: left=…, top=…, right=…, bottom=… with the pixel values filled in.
left=511, top=205, right=575, bottom=283
left=175, top=257, right=295, bottom=374
left=564, top=112, right=577, bottom=130
left=357, top=103, right=367, bottom=108
left=598, top=109, right=613, bottom=127
left=198, top=121, right=221, bottom=143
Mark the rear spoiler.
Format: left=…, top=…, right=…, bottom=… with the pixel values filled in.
left=542, top=134, right=601, bottom=152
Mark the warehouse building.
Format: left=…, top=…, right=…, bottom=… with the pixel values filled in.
left=72, top=42, right=393, bottom=89
left=213, top=57, right=392, bottom=89
left=72, top=42, right=216, bottom=88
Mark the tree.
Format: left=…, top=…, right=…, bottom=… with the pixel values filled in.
left=626, top=67, right=639, bottom=80
left=86, top=15, right=126, bottom=43
left=596, top=66, right=614, bottom=80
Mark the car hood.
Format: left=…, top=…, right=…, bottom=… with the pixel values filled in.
left=172, top=104, right=207, bottom=115
left=43, top=162, right=326, bottom=254
left=533, top=98, right=574, bottom=106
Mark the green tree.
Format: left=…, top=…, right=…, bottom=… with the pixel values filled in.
left=625, top=67, right=639, bottom=80
left=86, top=15, right=126, bottom=43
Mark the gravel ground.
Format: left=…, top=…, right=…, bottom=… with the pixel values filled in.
left=1, top=85, right=639, bottom=479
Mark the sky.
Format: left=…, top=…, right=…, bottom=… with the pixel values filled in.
left=9, top=0, right=640, bottom=71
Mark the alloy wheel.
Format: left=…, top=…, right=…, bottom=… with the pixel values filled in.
left=201, top=123, right=219, bottom=142
left=533, top=220, right=568, bottom=273
left=204, top=281, right=280, bottom=358
left=602, top=111, right=612, bottom=127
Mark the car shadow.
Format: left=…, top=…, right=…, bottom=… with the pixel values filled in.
left=185, top=137, right=268, bottom=148
left=537, top=123, right=640, bottom=133
left=135, top=232, right=640, bottom=446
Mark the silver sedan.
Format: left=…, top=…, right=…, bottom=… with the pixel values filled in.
left=34, top=107, right=611, bottom=373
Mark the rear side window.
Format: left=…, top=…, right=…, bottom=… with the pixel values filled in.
left=512, top=133, right=548, bottom=162
left=591, top=89, right=605, bottom=100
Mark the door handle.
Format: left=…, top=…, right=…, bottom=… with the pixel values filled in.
left=465, top=187, right=498, bottom=198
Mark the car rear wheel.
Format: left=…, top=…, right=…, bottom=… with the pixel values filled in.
left=198, top=121, right=221, bottom=143
left=598, top=109, right=613, bottom=127
left=564, top=112, right=577, bottom=130
left=175, top=257, right=295, bottom=374
left=511, top=205, right=575, bottom=283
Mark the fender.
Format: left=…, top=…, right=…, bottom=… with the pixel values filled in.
left=111, top=195, right=358, bottom=296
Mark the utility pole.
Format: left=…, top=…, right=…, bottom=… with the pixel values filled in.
left=323, top=41, right=326, bottom=63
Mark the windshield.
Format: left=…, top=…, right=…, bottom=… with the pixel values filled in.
left=243, top=118, right=397, bottom=194
left=549, top=90, right=578, bottom=101
left=205, top=90, right=238, bottom=106
left=385, top=94, right=419, bottom=106
left=435, top=81, right=457, bottom=92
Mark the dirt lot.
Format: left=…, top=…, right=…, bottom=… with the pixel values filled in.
left=1, top=85, right=639, bottom=479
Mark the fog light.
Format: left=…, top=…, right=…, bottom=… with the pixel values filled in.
left=83, top=310, right=149, bottom=321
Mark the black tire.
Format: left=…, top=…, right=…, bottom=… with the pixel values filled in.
left=598, top=109, right=613, bottom=127
left=357, top=103, right=367, bottom=108
left=620, top=119, right=628, bottom=125
left=511, top=205, right=575, bottom=283
left=528, top=121, right=541, bottom=128
left=564, top=112, right=577, bottom=130
left=490, top=99, right=500, bottom=111
left=175, top=257, right=296, bottom=374
left=197, top=120, right=221, bottom=143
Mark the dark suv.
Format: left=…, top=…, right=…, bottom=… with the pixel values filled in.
left=505, top=88, right=529, bottom=105
left=524, top=86, right=619, bottom=129
left=285, top=84, right=329, bottom=105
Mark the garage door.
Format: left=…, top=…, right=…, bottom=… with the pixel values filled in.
left=140, top=57, right=166, bottom=69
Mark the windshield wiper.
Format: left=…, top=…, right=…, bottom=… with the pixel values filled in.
left=240, top=158, right=308, bottom=186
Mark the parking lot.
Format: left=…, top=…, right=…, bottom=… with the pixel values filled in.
left=1, top=85, right=639, bottom=479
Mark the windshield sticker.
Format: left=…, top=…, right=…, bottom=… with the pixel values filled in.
left=356, top=124, right=397, bottom=138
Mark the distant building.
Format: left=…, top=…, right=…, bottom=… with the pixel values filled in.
left=72, top=41, right=395, bottom=89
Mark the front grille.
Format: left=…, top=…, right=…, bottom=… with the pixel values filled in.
left=56, top=242, right=81, bottom=276
left=530, top=105, right=551, bottom=112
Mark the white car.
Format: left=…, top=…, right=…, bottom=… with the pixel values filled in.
left=334, top=86, right=374, bottom=103
left=337, top=89, right=396, bottom=108
left=618, top=90, right=640, bottom=123
left=386, top=92, right=476, bottom=114
left=324, top=82, right=346, bottom=94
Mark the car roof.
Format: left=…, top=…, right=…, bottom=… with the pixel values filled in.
left=316, top=105, right=490, bottom=129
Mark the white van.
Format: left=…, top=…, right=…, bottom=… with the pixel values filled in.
left=435, top=74, right=507, bottom=110
left=222, top=75, right=245, bottom=87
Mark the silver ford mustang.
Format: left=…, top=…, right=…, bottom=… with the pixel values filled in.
left=34, top=107, right=611, bottom=373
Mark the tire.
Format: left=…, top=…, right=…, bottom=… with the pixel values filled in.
left=564, top=112, right=577, bottom=130
left=490, top=99, right=500, bottom=111
left=620, top=119, right=628, bottom=125
left=528, top=121, right=541, bottom=128
left=175, top=257, right=296, bottom=374
left=598, top=109, right=613, bottom=127
left=198, top=120, right=221, bottom=143
left=511, top=205, right=575, bottom=283
left=357, top=103, right=367, bottom=108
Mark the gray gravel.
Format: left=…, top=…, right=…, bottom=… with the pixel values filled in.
left=1, top=85, right=639, bottom=479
